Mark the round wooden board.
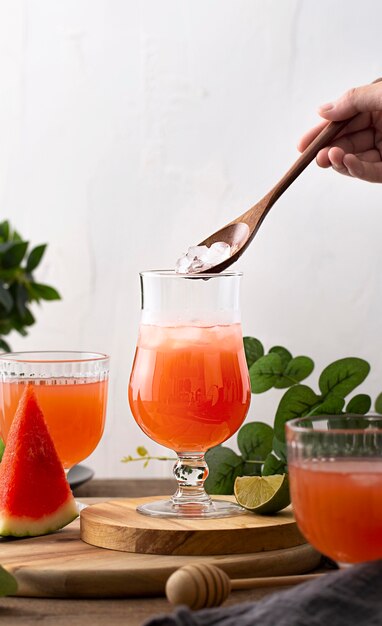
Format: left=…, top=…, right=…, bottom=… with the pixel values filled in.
left=80, top=495, right=306, bottom=556
left=2, top=518, right=321, bottom=599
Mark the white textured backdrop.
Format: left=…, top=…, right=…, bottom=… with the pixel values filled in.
left=1, top=0, right=381, bottom=477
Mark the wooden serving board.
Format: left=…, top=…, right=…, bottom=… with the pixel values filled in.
left=80, top=496, right=306, bottom=556
left=1, top=523, right=320, bottom=599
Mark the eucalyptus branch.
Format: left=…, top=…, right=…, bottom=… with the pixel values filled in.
left=121, top=455, right=176, bottom=463
left=243, top=459, right=264, bottom=464
left=121, top=446, right=176, bottom=468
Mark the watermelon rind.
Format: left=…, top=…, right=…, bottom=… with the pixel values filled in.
left=0, top=496, right=79, bottom=537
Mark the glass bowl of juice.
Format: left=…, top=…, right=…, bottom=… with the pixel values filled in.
left=128, top=270, right=251, bottom=519
left=0, top=351, right=109, bottom=471
left=286, top=415, right=382, bottom=566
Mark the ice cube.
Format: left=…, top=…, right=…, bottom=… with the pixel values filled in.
left=175, top=254, right=191, bottom=273
left=175, top=241, right=232, bottom=274
left=203, top=242, right=231, bottom=265
left=188, top=245, right=209, bottom=260
left=210, top=241, right=231, bottom=260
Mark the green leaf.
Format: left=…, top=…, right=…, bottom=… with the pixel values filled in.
left=243, top=337, right=264, bottom=368
left=375, top=392, right=382, bottom=415
left=30, top=283, right=61, bottom=301
left=0, top=283, right=13, bottom=313
left=2, top=241, right=28, bottom=269
left=0, top=338, right=11, bottom=352
left=308, top=395, right=345, bottom=416
left=15, top=283, right=28, bottom=318
left=237, top=422, right=273, bottom=461
left=22, top=306, right=35, bottom=326
left=249, top=353, right=283, bottom=393
left=25, top=282, right=40, bottom=302
left=0, top=438, right=4, bottom=461
left=14, top=324, right=28, bottom=337
left=262, top=453, right=287, bottom=476
left=319, top=358, right=370, bottom=398
left=12, top=230, right=22, bottom=242
left=269, top=346, right=292, bottom=367
left=272, top=436, right=287, bottom=462
left=0, top=320, right=13, bottom=335
left=0, top=565, right=17, bottom=597
left=26, top=244, right=47, bottom=272
left=0, top=221, right=10, bottom=241
left=274, top=385, right=320, bottom=442
left=274, top=356, right=314, bottom=389
left=346, top=394, right=371, bottom=415
left=205, top=446, right=244, bottom=495
left=0, top=241, right=14, bottom=255
left=0, top=268, right=19, bottom=282
left=136, top=446, right=148, bottom=457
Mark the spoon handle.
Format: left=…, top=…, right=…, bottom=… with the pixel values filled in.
left=230, top=572, right=324, bottom=590
left=267, top=116, right=356, bottom=206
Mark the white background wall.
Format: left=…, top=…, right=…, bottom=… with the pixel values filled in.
left=1, top=0, right=381, bottom=478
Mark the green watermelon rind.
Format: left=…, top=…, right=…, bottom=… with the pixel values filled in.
left=0, top=497, right=79, bottom=537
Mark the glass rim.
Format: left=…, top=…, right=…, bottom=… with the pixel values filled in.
left=0, top=351, right=110, bottom=364
left=286, top=414, right=382, bottom=435
left=139, top=269, right=243, bottom=278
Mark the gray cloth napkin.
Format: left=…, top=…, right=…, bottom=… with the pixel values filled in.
left=145, top=560, right=382, bottom=626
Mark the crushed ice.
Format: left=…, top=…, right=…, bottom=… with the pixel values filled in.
left=175, top=241, right=231, bottom=274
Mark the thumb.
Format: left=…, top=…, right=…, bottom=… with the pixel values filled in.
left=318, top=80, right=382, bottom=120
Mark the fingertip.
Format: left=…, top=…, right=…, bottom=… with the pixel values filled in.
left=316, top=148, right=331, bottom=168
left=318, top=102, right=333, bottom=113
left=327, top=146, right=346, bottom=168
left=317, top=103, right=335, bottom=120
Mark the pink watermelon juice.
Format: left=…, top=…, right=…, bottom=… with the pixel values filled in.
left=0, top=379, right=108, bottom=469
left=289, top=458, right=382, bottom=563
left=129, top=322, right=250, bottom=451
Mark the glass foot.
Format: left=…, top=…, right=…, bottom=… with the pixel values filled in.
left=137, top=499, right=246, bottom=519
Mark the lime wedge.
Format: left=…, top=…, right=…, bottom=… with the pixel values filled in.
left=234, top=474, right=290, bottom=514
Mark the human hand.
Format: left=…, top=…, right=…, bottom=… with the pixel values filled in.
left=298, top=80, right=382, bottom=182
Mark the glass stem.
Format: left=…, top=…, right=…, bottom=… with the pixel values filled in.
left=172, top=453, right=212, bottom=506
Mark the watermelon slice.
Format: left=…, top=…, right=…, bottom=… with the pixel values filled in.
left=0, top=385, right=78, bottom=537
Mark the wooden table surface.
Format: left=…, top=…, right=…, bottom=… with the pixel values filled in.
left=1, top=478, right=324, bottom=626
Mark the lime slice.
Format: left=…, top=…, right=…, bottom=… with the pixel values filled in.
left=234, top=474, right=290, bottom=514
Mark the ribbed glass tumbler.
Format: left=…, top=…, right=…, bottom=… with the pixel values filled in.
left=0, top=351, right=109, bottom=471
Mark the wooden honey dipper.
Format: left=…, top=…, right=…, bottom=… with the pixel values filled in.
left=165, top=563, right=324, bottom=610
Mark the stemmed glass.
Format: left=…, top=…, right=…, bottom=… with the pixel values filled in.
left=128, top=270, right=251, bottom=518
left=286, top=415, right=382, bottom=566
left=0, top=351, right=109, bottom=475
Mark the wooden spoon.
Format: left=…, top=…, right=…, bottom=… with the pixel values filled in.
left=165, top=562, right=324, bottom=610
left=195, top=117, right=355, bottom=273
